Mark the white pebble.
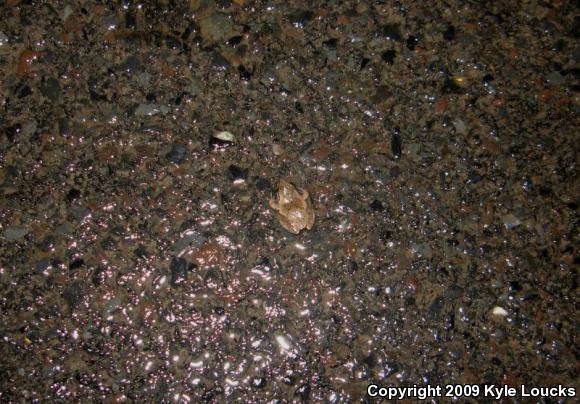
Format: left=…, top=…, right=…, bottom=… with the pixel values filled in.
left=215, top=131, right=234, bottom=142
left=275, top=335, right=291, bottom=351
left=492, top=306, right=508, bottom=317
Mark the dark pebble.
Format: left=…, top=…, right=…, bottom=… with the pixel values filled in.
left=228, top=165, right=247, bottom=182
left=212, top=51, right=230, bottom=70
left=381, top=23, right=403, bottom=41
left=101, top=237, right=116, bottom=251
left=442, top=77, right=465, bottom=94
left=125, top=10, right=136, bottom=28
left=166, top=144, right=187, bottom=164
left=362, top=353, right=377, bottom=369
left=58, top=118, right=69, bottom=136
left=322, top=38, right=338, bottom=49
left=40, top=77, right=61, bottom=101
left=5, top=123, right=21, bottom=142
left=369, top=199, right=384, bottom=212
left=255, top=177, right=271, bottom=192
left=483, top=74, right=494, bottom=83
left=17, top=84, right=32, bottom=98
left=69, top=258, right=84, bottom=270
left=63, top=281, right=83, bottom=310
left=391, top=130, right=402, bottom=159
left=509, top=281, right=522, bottom=291
left=66, top=188, right=81, bottom=202
left=443, top=25, right=456, bottom=41
left=406, top=35, right=419, bottom=50
left=134, top=245, right=148, bottom=258
left=379, top=229, right=393, bottom=242
left=120, top=55, right=142, bottom=73
left=289, top=10, right=314, bottom=28
left=170, top=257, right=193, bottom=287
left=238, top=65, right=252, bottom=81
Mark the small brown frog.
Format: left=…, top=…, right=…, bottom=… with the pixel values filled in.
left=269, top=180, right=315, bottom=234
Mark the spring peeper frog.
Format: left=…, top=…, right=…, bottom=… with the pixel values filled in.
left=269, top=180, right=315, bottom=234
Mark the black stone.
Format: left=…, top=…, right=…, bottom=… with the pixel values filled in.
left=442, top=77, right=465, bottom=94
left=391, top=130, right=402, bottom=159
left=381, top=23, right=402, bottom=41
left=443, top=25, right=456, bottom=41
left=40, top=77, right=61, bottom=101
left=63, top=281, right=83, bottom=310
left=227, top=35, right=243, bottom=46
left=125, top=10, right=136, bottom=28
left=166, top=144, right=187, bottom=164
left=69, top=258, right=84, bottom=270
left=369, top=199, right=384, bottom=212
left=406, top=35, right=419, bottom=50
left=134, top=245, right=148, bottom=258
left=66, top=188, right=81, bottom=202
left=17, top=84, right=32, bottom=98
left=228, top=165, right=247, bottom=182
left=289, top=10, right=314, bottom=28
left=238, top=65, right=252, bottom=81
left=255, top=177, right=271, bottom=191
left=5, top=124, right=21, bottom=142
left=322, top=38, right=338, bottom=49
left=382, top=49, right=396, bottom=64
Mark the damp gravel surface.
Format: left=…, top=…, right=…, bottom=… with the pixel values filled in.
left=0, top=1, right=579, bottom=402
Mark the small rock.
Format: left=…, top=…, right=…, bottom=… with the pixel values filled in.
left=135, top=103, right=163, bottom=116
left=502, top=214, right=521, bottom=229
left=62, top=5, right=73, bottom=21
left=170, top=257, right=189, bottom=287
left=4, top=227, right=29, bottom=241
left=0, top=31, right=8, bottom=46
left=215, top=131, right=234, bottom=142
left=369, top=200, right=384, bottom=212
left=275, top=335, right=292, bottom=351
left=452, top=118, right=468, bottom=135
left=63, top=280, right=83, bottom=310
left=119, top=55, right=142, bottom=73
left=187, top=78, right=202, bottom=96
left=381, top=23, right=403, bottom=41
left=40, top=77, right=61, bottom=101
left=173, top=229, right=206, bottom=255
left=412, top=243, right=433, bottom=259
left=166, top=144, right=187, bottom=164
left=546, top=71, right=565, bottom=85
left=491, top=306, right=508, bottom=317
left=228, top=165, right=247, bottom=183
left=391, top=130, right=402, bottom=159
left=197, top=13, right=239, bottom=44
left=382, top=49, right=396, bottom=64
left=443, top=25, right=456, bottom=41
left=22, top=120, right=38, bottom=137
left=289, top=10, right=314, bottom=28
left=406, top=35, right=419, bottom=50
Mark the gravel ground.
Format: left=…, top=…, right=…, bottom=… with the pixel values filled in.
left=0, top=1, right=578, bottom=402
